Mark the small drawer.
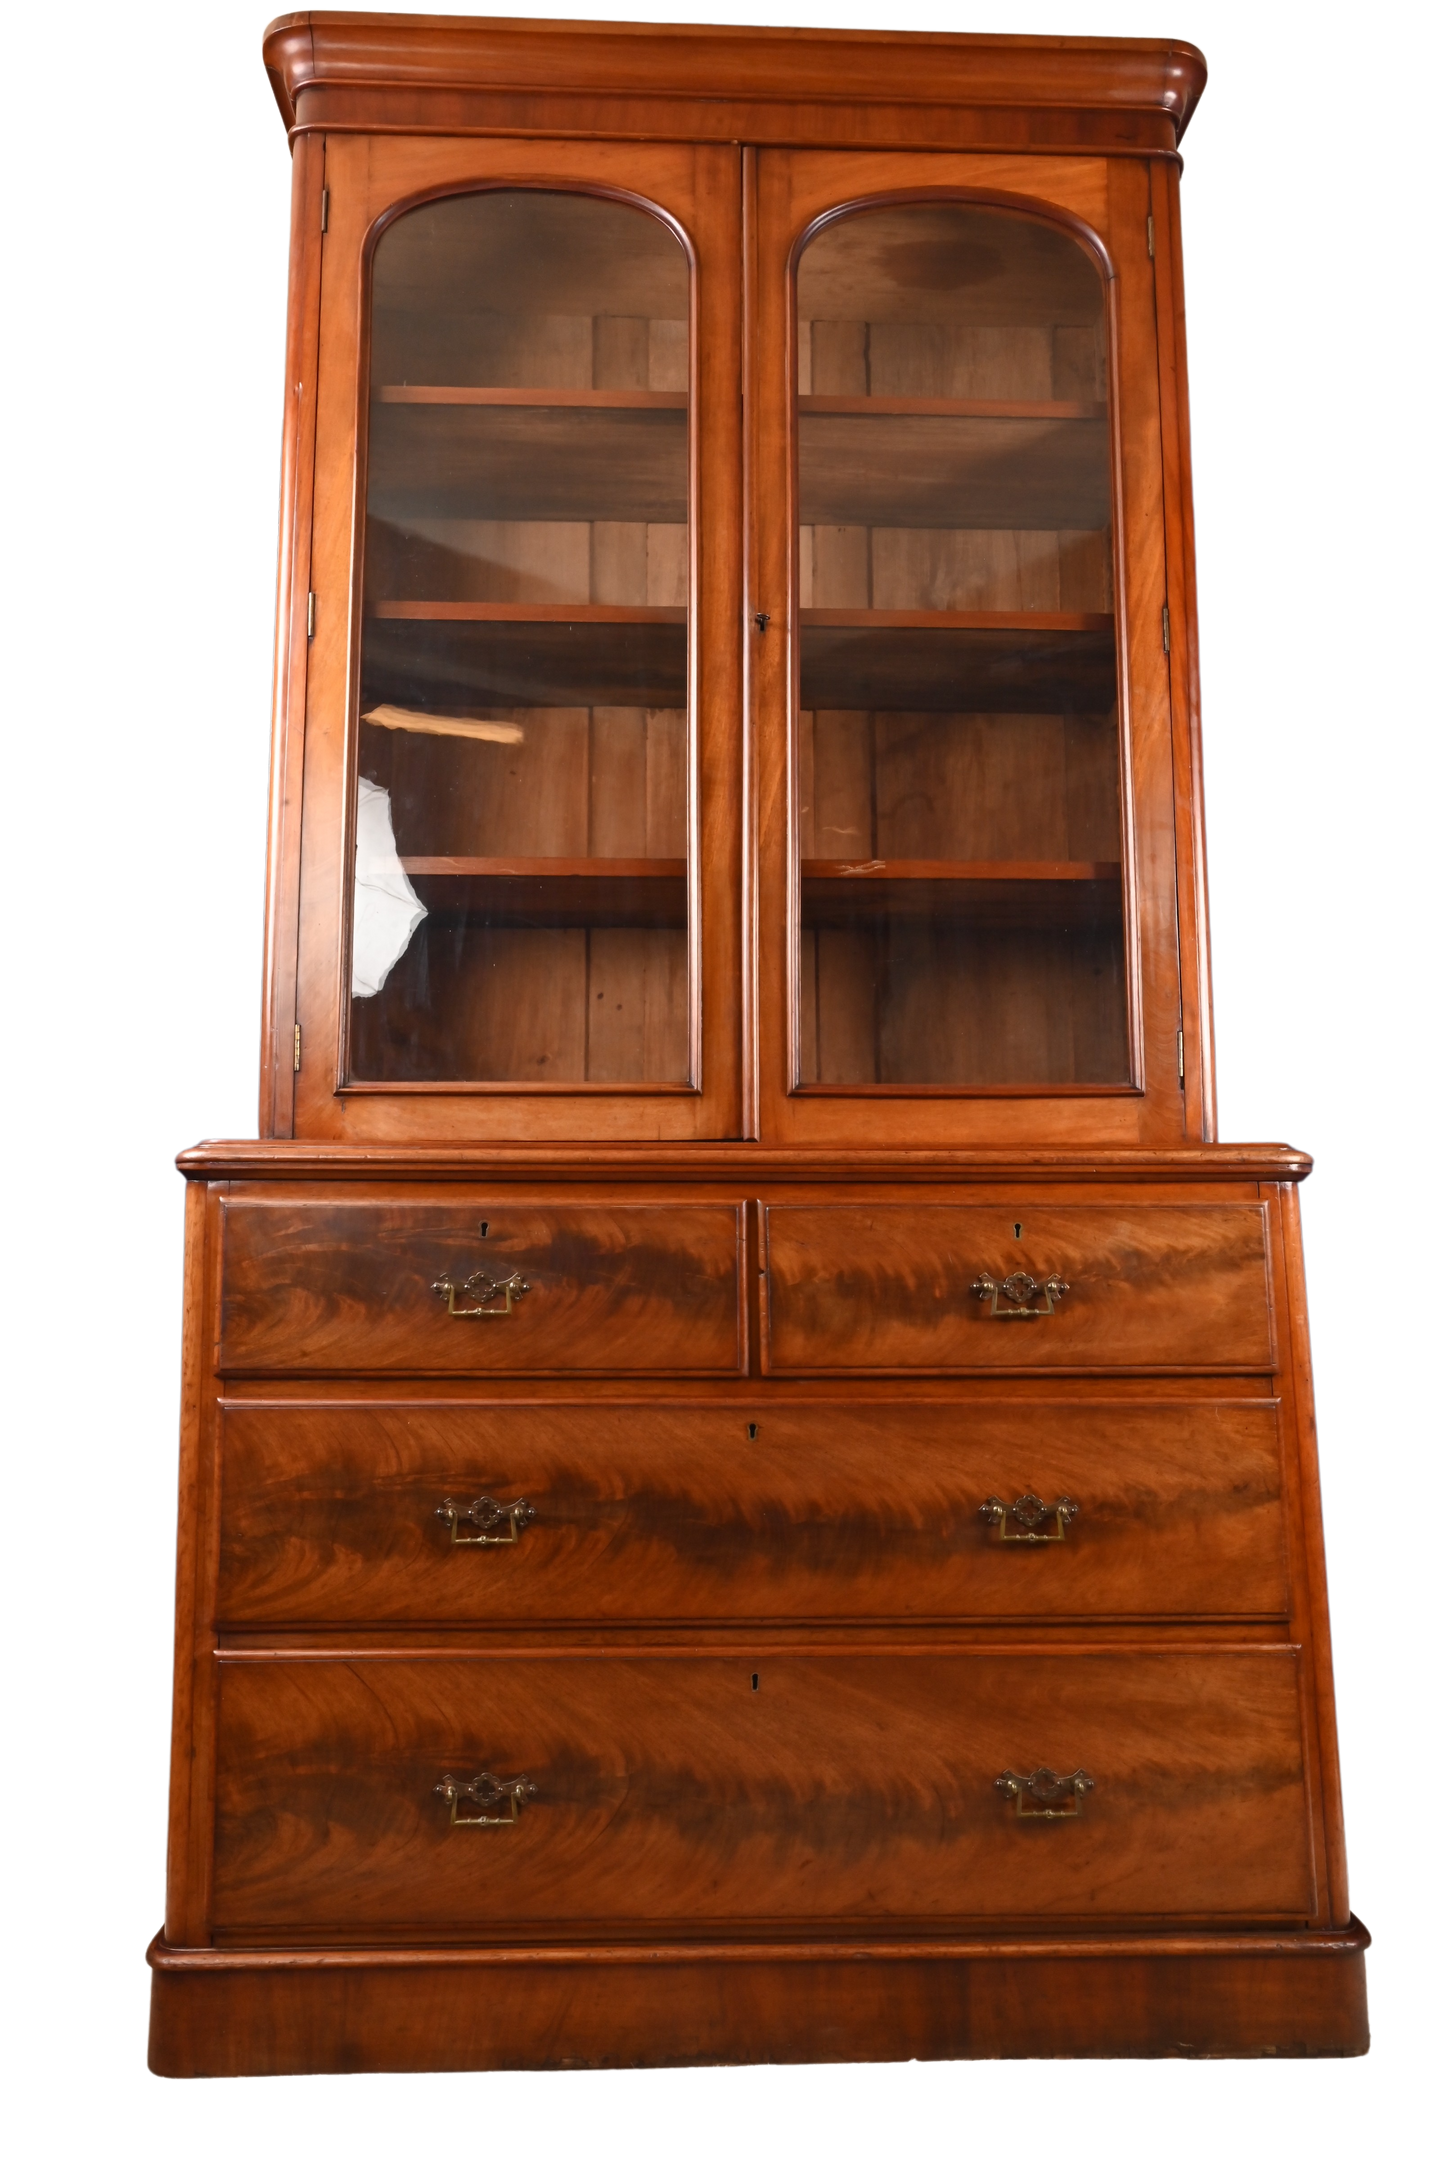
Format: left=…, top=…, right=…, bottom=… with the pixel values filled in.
left=216, top=1399, right=1289, bottom=1626
left=216, top=1200, right=746, bottom=1375
left=211, top=1648, right=1314, bottom=1936
left=763, top=1201, right=1275, bottom=1372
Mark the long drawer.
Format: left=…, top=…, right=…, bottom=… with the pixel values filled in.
left=217, top=1201, right=746, bottom=1375
left=763, top=1203, right=1275, bottom=1372
left=216, top=1400, right=1289, bottom=1624
left=211, top=1648, right=1314, bottom=1933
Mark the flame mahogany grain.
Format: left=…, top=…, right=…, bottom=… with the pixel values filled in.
left=762, top=1203, right=1274, bottom=1373
left=216, top=1201, right=747, bottom=1375
left=208, top=1648, right=1314, bottom=1934
left=214, top=1398, right=1288, bottom=1627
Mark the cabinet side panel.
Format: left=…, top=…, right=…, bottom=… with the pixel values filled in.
left=1275, top=1182, right=1350, bottom=1924
left=164, top=1181, right=223, bottom=1944
left=261, top=134, right=326, bottom=1141
left=1149, top=156, right=1215, bottom=1141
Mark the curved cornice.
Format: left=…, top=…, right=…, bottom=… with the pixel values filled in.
left=262, top=13, right=1207, bottom=149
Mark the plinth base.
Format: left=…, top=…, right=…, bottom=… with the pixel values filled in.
left=148, top=1924, right=1370, bottom=2075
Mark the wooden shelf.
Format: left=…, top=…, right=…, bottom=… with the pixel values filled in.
left=362, top=615, right=688, bottom=710
left=800, top=395, right=1105, bottom=420
left=402, top=856, right=685, bottom=877
left=367, top=399, right=687, bottom=522
left=802, top=859, right=1121, bottom=927
left=378, top=386, right=687, bottom=409
left=804, top=608, right=1110, bottom=632
left=803, top=859, right=1120, bottom=879
left=801, top=615, right=1116, bottom=714
left=370, top=603, right=684, bottom=624
left=400, top=857, right=686, bottom=929
left=799, top=410, right=1109, bottom=530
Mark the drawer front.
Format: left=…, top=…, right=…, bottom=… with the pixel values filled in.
left=212, top=1649, right=1314, bottom=1933
left=764, top=1203, right=1274, bottom=1372
left=217, top=1202, right=745, bottom=1374
left=216, top=1400, right=1288, bottom=1625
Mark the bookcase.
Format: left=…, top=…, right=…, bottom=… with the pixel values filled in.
left=148, top=14, right=1367, bottom=2075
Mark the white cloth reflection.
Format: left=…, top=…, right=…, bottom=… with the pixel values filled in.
left=351, top=777, right=426, bottom=997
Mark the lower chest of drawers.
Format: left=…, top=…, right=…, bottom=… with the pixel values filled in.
left=191, top=1172, right=1319, bottom=1950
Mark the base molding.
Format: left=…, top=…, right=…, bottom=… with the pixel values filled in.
left=148, top=1923, right=1370, bottom=2075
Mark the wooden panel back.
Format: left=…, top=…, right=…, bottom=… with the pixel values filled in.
left=763, top=1202, right=1273, bottom=1371
left=217, top=1201, right=745, bottom=1375
left=215, top=1399, right=1287, bottom=1626
left=211, top=1648, right=1313, bottom=1933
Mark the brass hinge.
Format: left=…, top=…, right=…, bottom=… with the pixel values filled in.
left=1177, top=1028, right=1185, bottom=1085
left=1147, top=213, right=1155, bottom=259
left=293, top=1023, right=302, bottom=1073
left=320, top=188, right=329, bottom=234
left=307, top=591, right=316, bottom=640
left=1161, top=602, right=1171, bottom=655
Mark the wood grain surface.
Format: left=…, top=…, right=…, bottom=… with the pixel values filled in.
left=763, top=1203, right=1273, bottom=1371
left=217, top=1202, right=745, bottom=1374
left=261, top=17, right=1207, bottom=154
left=149, top=1922, right=1368, bottom=2074
left=210, top=1648, right=1313, bottom=1933
left=214, top=1399, right=1288, bottom=1626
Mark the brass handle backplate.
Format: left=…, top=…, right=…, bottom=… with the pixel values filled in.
left=433, top=1265, right=530, bottom=1317
left=996, top=1767, right=1095, bottom=1819
left=435, top=1771, right=537, bottom=1827
left=981, top=1493, right=1079, bottom=1543
left=437, top=1495, right=536, bottom=1546
left=973, top=1270, right=1070, bottom=1318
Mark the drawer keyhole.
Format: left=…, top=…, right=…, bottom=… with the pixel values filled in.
left=480, top=1221, right=489, bottom=1238
left=751, top=1672, right=760, bottom=1692
left=1014, top=1222, right=1023, bottom=1239
left=746, top=1422, right=759, bottom=1442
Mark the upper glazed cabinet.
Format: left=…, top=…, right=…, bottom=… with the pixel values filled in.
left=275, top=61, right=1205, bottom=1149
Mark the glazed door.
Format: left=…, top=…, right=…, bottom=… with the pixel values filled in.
left=749, top=148, right=1190, bottom=1146
left=290, top=138, right=743, bottom=1141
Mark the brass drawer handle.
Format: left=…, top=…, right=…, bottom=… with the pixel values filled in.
left=981, top=1493, right=1079, bottom=1543
left=996, top=1768, right=1095, bottom=1819
left=973, top=1270, right=1069, bottom=1318
left=437, top=1495, right=535, bottom=1546
left=435, top=1771, right=537, bottom=1827
left=433, top=1265, right=530, bottom=1317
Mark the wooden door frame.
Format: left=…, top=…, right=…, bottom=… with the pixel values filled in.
left=284, top=134, right=745, bottom=1143
left=747, top=147, right=1197, bottom=1148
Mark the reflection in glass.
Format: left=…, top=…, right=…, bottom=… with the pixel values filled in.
left=350, top=192, right=690, bottom=1084
left=795, top=204, right=1127, bottom=1087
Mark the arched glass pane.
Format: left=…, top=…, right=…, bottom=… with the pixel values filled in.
left=794, top=203, right=1127, bottom=1088
left=350, top=191, right=691, bottom=1084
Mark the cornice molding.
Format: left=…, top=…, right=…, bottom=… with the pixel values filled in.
left=262, top=13, right=1207, bottom=147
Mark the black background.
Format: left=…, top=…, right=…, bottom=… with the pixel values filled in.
left=98, top=0, right=1379, bottom=2087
